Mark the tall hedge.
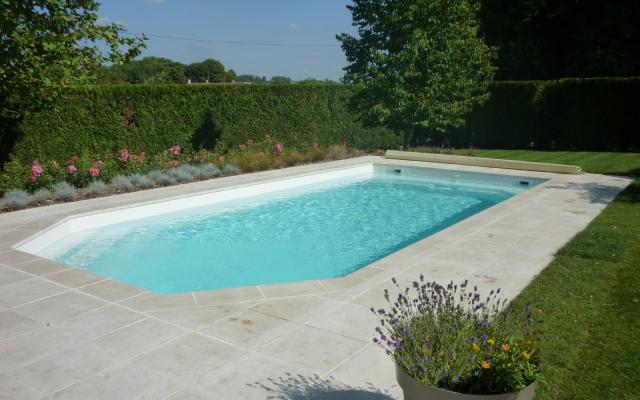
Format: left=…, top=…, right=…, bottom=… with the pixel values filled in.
left=10, top=84, right=399, bottom=164
left=416, top=77, right=640, bottom=151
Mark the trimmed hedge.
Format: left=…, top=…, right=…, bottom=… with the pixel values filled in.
left=416, top=77, right=640, bottom=151
left=9, top=84, right=399, bottom=165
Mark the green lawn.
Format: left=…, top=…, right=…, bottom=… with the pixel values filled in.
left=473, top=149, right=640, bottom=177
left=467, top=151, right=640, bottom=399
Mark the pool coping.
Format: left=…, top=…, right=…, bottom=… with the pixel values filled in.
left=0, top=156, right=632, bottom=398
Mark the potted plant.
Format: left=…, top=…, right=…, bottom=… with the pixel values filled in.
left=372, top=277, right=539, bottom=399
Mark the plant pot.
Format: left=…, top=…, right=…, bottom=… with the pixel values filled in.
left=396, top=364, right=536, bottom=400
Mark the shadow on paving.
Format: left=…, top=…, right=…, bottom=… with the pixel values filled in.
left=249, top=373, right=397, bottom=400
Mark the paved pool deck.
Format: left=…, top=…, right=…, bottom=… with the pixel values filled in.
left=0, top=156, right=632, bottom=400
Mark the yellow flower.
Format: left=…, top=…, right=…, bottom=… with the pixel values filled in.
left=502, top=343, right=510, bottom=352
left=487, top=338, right=495, bottom=346
left=522, top=350, right=532, bottom=360
left=472, top=343, right=480, bottom=352
left=482, top=360, right=491, bottom=369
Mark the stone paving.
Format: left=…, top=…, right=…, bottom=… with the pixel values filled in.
left=0, top=156, right=632, bottom=399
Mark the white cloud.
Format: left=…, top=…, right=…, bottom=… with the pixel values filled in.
left=288, top=23, right=303, bottom=31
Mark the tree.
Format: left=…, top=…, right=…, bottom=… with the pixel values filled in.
left=0, top=0, right=145, bottom=118
left=337, top=0, right=496, bottom=145
left=480, top=0, right=640, bottom=79
left=185, top=59, right=225, bottom=83
left=97, top=57, right=185, bottom=84
left=224, top=68, right=237, bottom=82
left=235, top=74, right=267, bottom=84
left=269, top=76, right=292, bottom=84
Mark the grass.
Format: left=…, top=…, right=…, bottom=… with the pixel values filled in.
left=464, top=150, right=640, bottom=398
left=472, top=150, right=640, bottom=177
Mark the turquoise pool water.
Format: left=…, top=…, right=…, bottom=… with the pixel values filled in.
left=53, top=166, right=542, bottom=293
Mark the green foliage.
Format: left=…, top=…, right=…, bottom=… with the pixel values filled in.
left=185, top=59, right=225, bottom=83
left=415, top=78, right=640, bottom=151
left=224, top=69, right=237, bottom=82
left=0, top=0, right=145, bottom=118
left=98, top=57, right=186, bottom=84
left=480, top=0, right=640, bottom=80
left=270, top=76, right=292, bottom=84
left=236, top=74, right=268, bottom=84
left=337, top=0, right=496, bottom=143
left=10, top=84, right=398, bottom=167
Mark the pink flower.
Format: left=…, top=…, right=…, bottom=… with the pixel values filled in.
left=238, top=144, right=246, bottom=150
left=95, top=160, right=104, bottom=167
left=119, top=148, right=129, bottom=162
left=274, top=143, right=284, bottom=154
left=50, top=160, right=58, bottom=167
left=67, top=165, right=78, bottom=173
left=169, top=145, right=181, bottom=156
left=171, top=159, right=178, bottom=167
left=70, top=155, right=79, bottom=162
left=340, top=137, right=348, bottom=146
left=29, top=175, right=37, bottom=182
left=89, top=167, right=100, bottom=177
left=218, top=155, right=225, bottom=161
left=31, top=161, right=44, bottom=177
left=139, top=151, right=145, bottom=160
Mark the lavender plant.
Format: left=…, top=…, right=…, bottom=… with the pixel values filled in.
left=374, top=277, right=538, bottom=395
left=109, top=175, right=134, bottom=191
left=222, top=163, right=241, bottom=175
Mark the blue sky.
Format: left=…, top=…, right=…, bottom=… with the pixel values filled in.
left=98, top=0, right=357, bottom=80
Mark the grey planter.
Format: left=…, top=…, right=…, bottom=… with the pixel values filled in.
left=396, top=364, right=536, bottom=400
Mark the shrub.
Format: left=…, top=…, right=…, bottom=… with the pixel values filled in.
left=198, top=164, right=221, bottom=178
left=374, top=277, right=538, bottom=395
left=281, top=151, right=306, bottom=167
left=146, top=170, right=175, bottom=186
left=8, top=84, right=400, bottom=167
left=3, top=189, right=31, bottom=210
left=53, top=182, right=77, bottom=201
left=222, top=163, right=241, bottom=175
left=129, top=173, right=154, bottom=189
left=235, top=152, right=275, bottom=172
left=32, top=188, right=51, bottom=204
left=110, top=175, right=134, bottom=191
left=85, top=180, right=109, bottom=196
left=324, top=144, right=348, bottom=160
left=167, top=167, right=194, bottom=182
left=176, top=164, right=201, bottom=179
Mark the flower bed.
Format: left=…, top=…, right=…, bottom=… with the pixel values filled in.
left=1, top=136, right=373, bottom=212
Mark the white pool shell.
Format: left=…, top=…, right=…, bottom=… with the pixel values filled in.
left=16, top=162, right=544, bottom=259
left=0, top=156, right=631, bottom=399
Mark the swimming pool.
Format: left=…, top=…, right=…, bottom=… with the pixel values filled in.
left=21, top=165, right=544, bottom=293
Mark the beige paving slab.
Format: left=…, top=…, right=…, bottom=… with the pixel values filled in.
left=305, top=301, right=379, bottom=341
left=0, top=278, right=68, bottom=308
left=90, top=318, right=188, bottom=359
left=258, top=280, right=327, bottom=298
left=148, top=304, right=241, bottom=331
left=329, top=344, right=402, bottom=399
left=51, top=305, right=145, bottom=342
left=13, top=291, right=107, bottom=325
left=250, top=295, right=343, bottom=324
left=199, top=309, right=301, bottom=349
left=134, top=333, right=246, bottom=383
left=44, top=268, right=106, bottom=288
left=10, top=258, right=72, bottom=276
left=0, top=327, right=79, bottom=372
left=0, top=309, right=42, bottom=341
left=193, top=286, right=264, bottom=306
left=0, top=250, right=39, bottom=266
left=49, top=361, right=184, bottom=400
left=0, top=373, right=42, bottom=400
left=118, top=292, right=196, bottom=312
left=258, top=325, right=367, bottom=374
left=0, top=265, right=32, bottom=287
left=12, top=343, right=115, bottom=394
left=77, top=279, right=146, bottom=302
